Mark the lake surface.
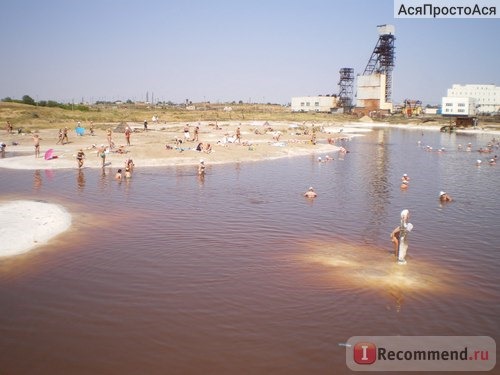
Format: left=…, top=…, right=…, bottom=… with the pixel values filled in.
left=0, top=127, right=499, bottom=374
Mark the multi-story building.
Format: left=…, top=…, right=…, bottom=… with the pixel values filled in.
left=443, top=84, right=499, bottom=114
left=441, top=96, right=477, bottom=117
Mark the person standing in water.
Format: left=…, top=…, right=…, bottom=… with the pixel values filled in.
left=76, top=149, right=85, bottom=168
left=390, top=209, right=413, bottom=264
left=198, top=159, right=206, bottom=176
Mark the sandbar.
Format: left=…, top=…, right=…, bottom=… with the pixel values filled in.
left=0, top=200, right=72, bottom=257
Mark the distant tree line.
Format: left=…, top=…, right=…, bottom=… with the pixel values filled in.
left=1, top=95, right=89, bottom=111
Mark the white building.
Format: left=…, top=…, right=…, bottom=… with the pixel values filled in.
left=445, top=84, right=499, bottom=114
left=441, top=96, right=477, bottom=117
left=291, top=96, right=339, bottom=113
left=356, top=73, right=393, bottom=113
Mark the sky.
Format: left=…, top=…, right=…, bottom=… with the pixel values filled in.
left=0, top=0, right=499, bottom=106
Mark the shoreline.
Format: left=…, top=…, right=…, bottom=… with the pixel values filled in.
left=0, top=200, right=72, bottom=257
left=1, top=120, right=499, bottom=171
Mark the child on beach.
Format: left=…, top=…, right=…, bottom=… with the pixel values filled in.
left=56, top=129, right=63, bottom=144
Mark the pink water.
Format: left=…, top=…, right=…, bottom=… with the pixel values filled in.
left=0, top=128, right=499, bottom=374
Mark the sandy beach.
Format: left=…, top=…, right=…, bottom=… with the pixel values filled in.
left=0, top=121, right=350, bottom=170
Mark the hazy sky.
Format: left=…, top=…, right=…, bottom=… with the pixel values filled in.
left=1, top=0, right=498, bottom=105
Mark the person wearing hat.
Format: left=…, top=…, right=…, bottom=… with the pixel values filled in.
left=304, top=187, right=317, bottom=198
left=390, top=209, right=413, bottom=264
left=399, top=173, right=410, bottom=189
left=439, top=191, right=452, bottom=202
left=198, top=159, right=206, bottom=176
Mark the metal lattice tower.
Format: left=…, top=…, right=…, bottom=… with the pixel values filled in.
left=338, top=68, right=354, bottom=113
left=363, top=25, right=396, bottom=103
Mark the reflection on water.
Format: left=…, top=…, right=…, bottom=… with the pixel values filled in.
left=33, top=169, right=42, bottom=190
left=77, top=170, right=85, bottom=191
left=0, top=128, right=499, bottom=374
left=298, top=238, right=462, bottom=315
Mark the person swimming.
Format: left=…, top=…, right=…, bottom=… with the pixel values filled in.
left=304, top=187, right=317, bottom=198
left=439, top=191, right=452, bottom=202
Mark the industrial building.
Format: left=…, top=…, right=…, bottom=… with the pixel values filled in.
left=290, top=24, right=395, bottom=115
left=290, top=95, right=340, bottom=113
left=355, top=24, right=396, bottom=114
left=356, top=73, right=393, bottom=113
left=444, top=84, right=499, bottom=115
left=441, top=97, right=477, bottom=117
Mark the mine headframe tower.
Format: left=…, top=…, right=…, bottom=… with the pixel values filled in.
left=363, top=24, right=396, bottom=103
left=338, top=68, right=354, bottom=113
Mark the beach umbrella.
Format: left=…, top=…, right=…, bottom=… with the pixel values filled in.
left=44, top=149, right=54, bottom=160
